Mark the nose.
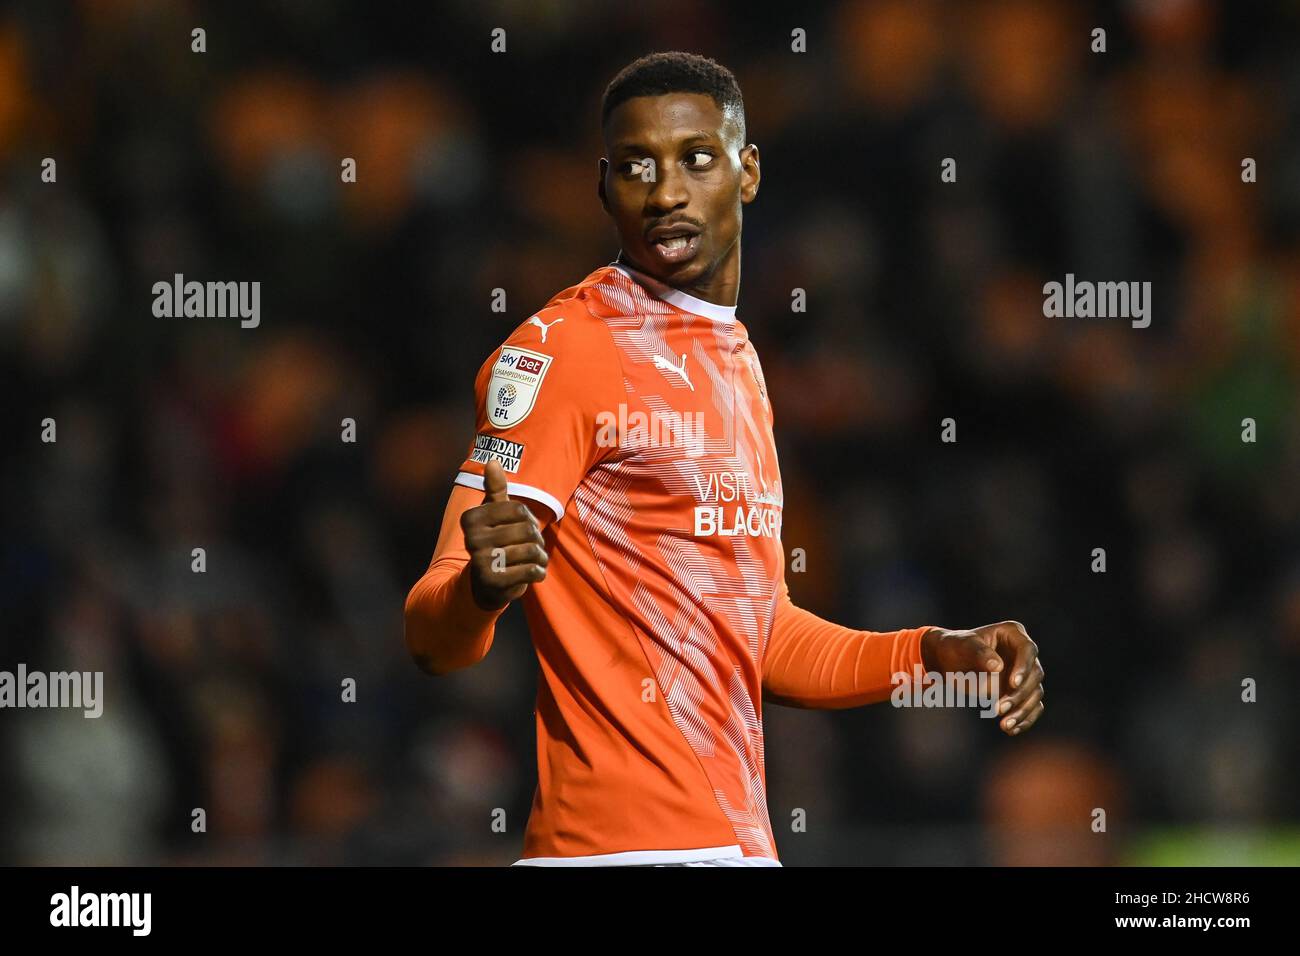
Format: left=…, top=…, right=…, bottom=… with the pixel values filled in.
left=645, top=159, right=689, bottom=213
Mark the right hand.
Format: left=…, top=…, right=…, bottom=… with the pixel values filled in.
left=461, top=459, right=550, bottom=610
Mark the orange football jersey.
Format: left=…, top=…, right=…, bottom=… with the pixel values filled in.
left=455, top=261, right=867, bottom=865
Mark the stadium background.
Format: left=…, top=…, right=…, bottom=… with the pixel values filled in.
left=2, top=0, right=1298, bottom=865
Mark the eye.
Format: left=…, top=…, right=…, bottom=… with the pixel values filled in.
left=686, top=150, right=714, bottom=168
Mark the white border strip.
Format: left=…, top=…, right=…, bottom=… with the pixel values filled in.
left=454, top=471, right=565, bottom=522
left=512, top=844, right=746, bottom=867
left=611, top=262, right=738, bottom=324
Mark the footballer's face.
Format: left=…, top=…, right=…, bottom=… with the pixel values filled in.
left=599, top=92, right=759, bottom=304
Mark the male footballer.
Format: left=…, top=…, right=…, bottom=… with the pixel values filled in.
left=404, top=52, right=1045, bottom=866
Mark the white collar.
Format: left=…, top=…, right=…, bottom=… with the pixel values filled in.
left=610, top=260, right=738, bottom=324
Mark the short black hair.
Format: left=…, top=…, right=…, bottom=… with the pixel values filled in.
left=601, top=51, right=746, bottom=144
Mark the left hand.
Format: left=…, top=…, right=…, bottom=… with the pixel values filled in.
left=920, top=621, right=1045, bottom=736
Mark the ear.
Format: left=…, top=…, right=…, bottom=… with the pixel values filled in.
left=597, top=157, right=610, bottom=214
left=739, top=144, right=760, bottom=204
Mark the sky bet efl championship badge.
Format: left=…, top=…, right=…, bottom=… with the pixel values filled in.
left=487, top=346, right=552, bottom=428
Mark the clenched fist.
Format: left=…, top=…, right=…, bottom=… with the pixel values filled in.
left=461, top=459, right=550, bottom=610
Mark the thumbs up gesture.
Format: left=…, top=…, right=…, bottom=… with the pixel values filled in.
left=461, top=459, right=550, bottom=610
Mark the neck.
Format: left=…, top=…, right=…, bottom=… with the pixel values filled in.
left=616, top=244, right=740, bottom=309
left=612, top=256, right=738, bottom=323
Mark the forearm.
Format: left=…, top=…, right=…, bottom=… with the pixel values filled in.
left=762, top=596, right=939, bottom=709
left=403, top=556, right=504, bottom=675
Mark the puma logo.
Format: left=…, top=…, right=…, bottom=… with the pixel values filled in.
left=652, top=352, right=694, bottom=391
left=528, top=315, right=564, bottom=343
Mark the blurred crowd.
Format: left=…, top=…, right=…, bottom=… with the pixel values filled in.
left=1, top=0, right=1298, bottom=865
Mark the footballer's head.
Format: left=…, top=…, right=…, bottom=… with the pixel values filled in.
left=598, top=52, right=760, bottom=298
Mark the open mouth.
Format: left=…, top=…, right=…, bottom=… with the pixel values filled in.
left=650, top=231, right=701, bottom=264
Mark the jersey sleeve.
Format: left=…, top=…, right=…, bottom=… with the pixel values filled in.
left=453, top=307, right=624, bottom=522
left=762, top=561, right=939, bottom=709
